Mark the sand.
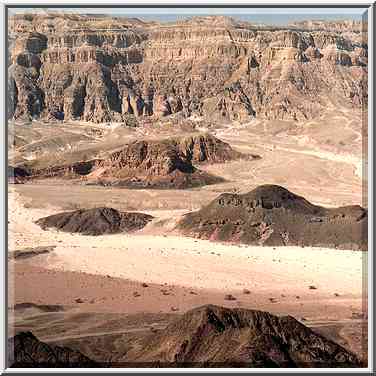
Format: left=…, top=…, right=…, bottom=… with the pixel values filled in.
left=8, top=187, right=367, bottom=322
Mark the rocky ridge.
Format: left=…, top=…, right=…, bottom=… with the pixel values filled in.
left=122, top=304, right=361, bottom=367
left=8, top=304, right=361, bottom=367
left=8, top=14, right=367, bottom=123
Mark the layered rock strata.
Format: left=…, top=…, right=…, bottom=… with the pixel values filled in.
left=8, top=14, right=368, bottom=123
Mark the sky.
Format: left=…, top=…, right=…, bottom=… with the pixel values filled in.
left=8, top=7, right=367, bottom=25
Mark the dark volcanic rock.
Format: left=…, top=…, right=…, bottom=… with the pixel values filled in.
left=8, top=331, right=97, bottom=367
left=35, top=207, right=153, bottom=235
left=177, top=185, right=367, bottom=250
left=131, top=304, right=360, bottom=367
left=9, top=245, right=56, bottom=260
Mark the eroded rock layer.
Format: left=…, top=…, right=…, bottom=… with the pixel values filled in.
left=8, top=14, right=368, bottom=123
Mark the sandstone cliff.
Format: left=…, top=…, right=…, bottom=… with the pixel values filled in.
left=8, top=14, right=367, bottom=123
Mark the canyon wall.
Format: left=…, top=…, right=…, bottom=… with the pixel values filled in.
left=8, top=13, right=368, bottom=123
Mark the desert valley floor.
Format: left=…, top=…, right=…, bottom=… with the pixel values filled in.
left=8, top=111, right=368, bottom=366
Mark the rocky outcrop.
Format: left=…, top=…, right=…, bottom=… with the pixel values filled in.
left=22, top=159, right=100, bottom=180
left=177, top=185, right=367, bottom=250
left=8, top=165, right=30, bottom=184
left=21, top=133, right=249, bottom=189
left=8, top=331, right=97, bottom=367
left=95, top=135, right=232, bottom=189
left=9, top=246, right=56, bottom=260
left=127, top=304, right=361, bottom=367
left=177, top=133, right=248, bottom=163
left=8, top=14, right=368, bottom=123
left=106, top=133, right=246, bottom=172
left=93, top=133, right=250, bottom=188
left=35, top=207, right=154, bottom=235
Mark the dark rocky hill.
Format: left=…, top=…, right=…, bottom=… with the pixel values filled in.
left=125, top=304, right=361, bottom=367
left=35, top=207, right=153, bottom=235
left=177, top=184, right=367, bottom=250
left=8, top=331, right=97, bottom=367
left=9, top=305, right=361, bottom=367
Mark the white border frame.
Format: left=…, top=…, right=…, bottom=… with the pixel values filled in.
left=0, top=0, right=373, bottom=373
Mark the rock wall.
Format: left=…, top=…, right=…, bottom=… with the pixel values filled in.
left=8, top=14, right=368, bottom=123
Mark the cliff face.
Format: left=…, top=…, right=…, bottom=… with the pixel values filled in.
left=8, top=14, right=368, bottom=123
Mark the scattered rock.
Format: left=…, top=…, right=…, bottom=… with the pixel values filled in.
left=224, top=294, right=237, bottom=301
left=9, top=246, right=56, bottom=260
left=351, top=312, right=368, bottom=320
